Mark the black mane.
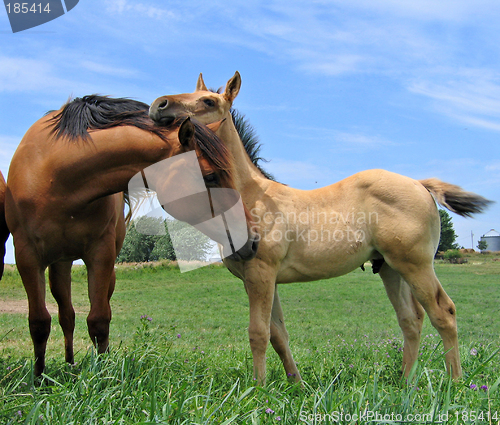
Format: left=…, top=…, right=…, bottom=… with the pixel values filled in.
left=230, top=109, right=275, bottom=181
left=50, top=95, right=169, bottom=141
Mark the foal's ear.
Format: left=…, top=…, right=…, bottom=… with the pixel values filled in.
left=196, top=73, right=208, bottom=92
left=223, top=71, right=241, bottom=102
left=207, top=118, right=226, bottom=133
left=178, top=117, right=195, bottom=148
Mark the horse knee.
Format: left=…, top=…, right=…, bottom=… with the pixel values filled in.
left=29, top=315, right=51, bottom=345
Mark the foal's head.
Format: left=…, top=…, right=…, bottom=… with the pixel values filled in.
left=149, top=72, right=241, bottom=126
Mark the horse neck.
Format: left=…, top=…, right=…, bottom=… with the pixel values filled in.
left=52, top=126, right=176, bottom=200
left=219, top=112, right=268, bottom=193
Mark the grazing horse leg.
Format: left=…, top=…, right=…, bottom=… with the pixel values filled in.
left=16, top=247, right=51, bottom=376
left=49, top=261, right=75, bottom=365
left=84, top=237, right=116, bottom=354
left=392, top=262, right=461, bottom=379
left=378, top=263, right=425, bottom=377
left=270, top=287, right=302, bottom=382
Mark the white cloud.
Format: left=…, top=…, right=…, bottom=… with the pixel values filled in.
left=333, top=0, right=498, bottom=22
left=104, top=0, right=176, bottom=20
left=81, top=60, right=140, bottom=78
left=333, top=132, right=396, bottom=149
left=408, top=70, right=500, bottom=131
left=0, top=56, right=71, bottom=92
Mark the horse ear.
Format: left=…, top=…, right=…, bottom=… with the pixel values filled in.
left=178, top=117, right=195, bottom=148
left=223, top=71, right=241, bottom=102
left=207, top=118, right=226, bottom=133
left=196, top=73, right=208, bottom=92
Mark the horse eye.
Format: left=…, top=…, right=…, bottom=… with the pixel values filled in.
left=203, top=98, right=216, bottom=108
left=204, top=173, right=219, bottom=185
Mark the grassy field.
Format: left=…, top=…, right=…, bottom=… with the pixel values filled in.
left=0, top=255, right=499, bottom=424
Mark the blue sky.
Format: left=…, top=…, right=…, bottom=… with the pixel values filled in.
left=1, top=0, right=499, bottom=263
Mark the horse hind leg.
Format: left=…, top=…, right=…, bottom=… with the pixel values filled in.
left=378, top=263, right=425, bottom=377
left=390, top=262, right=462, bottom=379
left=270, top=287, right=301, bottom=382
left=49, top=261, right=75, bottom=365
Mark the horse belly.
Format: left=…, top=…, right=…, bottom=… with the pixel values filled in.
left=277, top=242, right=373, bottom=283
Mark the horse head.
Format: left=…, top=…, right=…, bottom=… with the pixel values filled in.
left=149, top=72, right=241, bottom=126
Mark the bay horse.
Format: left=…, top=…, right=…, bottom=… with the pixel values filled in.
left=150, top=72, right=493, bottom=384
left=5, top=95, right=258, bottom=376
left=0, top=171, right=9, bottom=279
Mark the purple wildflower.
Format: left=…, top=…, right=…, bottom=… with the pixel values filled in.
left=266, top=408, right=275, bottom=414
left=470, top=384, right=477, bottom=390
left=481, top=385, right=488, bottom=391
left=470, top=348, right=478, bottom=356
left=177, top=334, right=181, bottom=338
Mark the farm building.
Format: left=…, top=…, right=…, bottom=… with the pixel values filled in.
left=479, top=229, right=500, bottom=252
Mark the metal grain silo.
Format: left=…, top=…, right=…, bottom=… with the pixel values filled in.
left=480, top=229, right=500, bottom=252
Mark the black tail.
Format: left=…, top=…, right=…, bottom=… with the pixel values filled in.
left=420, top=178, right=494, bottom=218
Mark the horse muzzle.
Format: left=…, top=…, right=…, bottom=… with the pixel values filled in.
left=149, top=97, right=184, bottom=126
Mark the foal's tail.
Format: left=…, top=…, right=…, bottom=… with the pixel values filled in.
left=419, top=178, right=493, bottom=217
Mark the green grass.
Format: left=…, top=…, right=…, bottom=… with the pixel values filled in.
left=1, top=257, right=499, bottom=424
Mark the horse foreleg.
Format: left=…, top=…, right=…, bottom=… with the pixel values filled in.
left=49, top=261, right=75, bottom=365
left=270, top=287, right=301, bottom=382
left=244, top=266, right=277, bottom=386
left=16, top=248, right=50, bottom=376
left=397, top=264, right=462, bottom=379
left=84, top=239, right=116, bottom=354
left=379, top=263, right=425, bottom=377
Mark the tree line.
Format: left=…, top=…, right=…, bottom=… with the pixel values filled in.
left=116, top=216, right=213, bottom=263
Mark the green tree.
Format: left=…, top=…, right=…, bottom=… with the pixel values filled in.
left=438, top=209, right=459, bottom=252
left=116, top=216, right=212, bottom=263
left=166, top=219, right=212, bottom=261
left=477, top=239, right=488, bottom=251
left=117, top=216, right=166, bottom=263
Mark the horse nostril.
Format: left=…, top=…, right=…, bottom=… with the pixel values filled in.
left=158, top=100, right=168, bottom=110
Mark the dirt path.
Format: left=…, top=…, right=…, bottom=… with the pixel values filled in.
left=0, top=299, right=86, bottom=315
left=0, top=299, right=58, bottom=314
